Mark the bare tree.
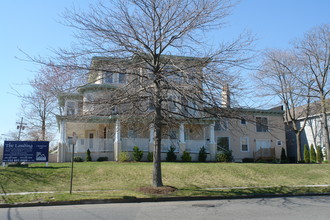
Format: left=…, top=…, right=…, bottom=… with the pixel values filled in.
left=16, top=64, right=83, bottom=141
left=36, top=0, right=253, bottom=187
left=294, top=24, right=330, bottom=160
left=256, top=49, right=311, bottom=161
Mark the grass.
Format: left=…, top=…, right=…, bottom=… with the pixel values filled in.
left=1, top=162, right=330, bottom=204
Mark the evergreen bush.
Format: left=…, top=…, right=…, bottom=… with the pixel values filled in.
left=97, top=157, right=108, bottom=162
left=310, top=144, right=316, bottom=163
left=280, top=147, right=287, bottom=163
left=86, top=149, right=92, bottom=162
left=166, top=146, right=177, bottom=162
left=304, top=144, right=310, bottom=163
left=132, top=146, right=143, bottom=161
left=181, top=150, right=192, bottom=162
left=242, top=158, right=254, bottom=163
left=316, top=145, right=323, bottom=163
left=118, top=151, right=130, bottom=162
left=147, top=152, right=153, bottom=162
left=216, top=150, right=233, bottom=162
left=198, top=146, right=208, bottom=162
left=73, top=156, right=83, bottom=162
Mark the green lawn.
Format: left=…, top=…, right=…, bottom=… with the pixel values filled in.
left=1, top=162, right=330, bottom=204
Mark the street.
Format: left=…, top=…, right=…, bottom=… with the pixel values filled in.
left=1, top=196, right=330, bottom=220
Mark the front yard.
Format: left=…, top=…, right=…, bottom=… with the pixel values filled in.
left=0, top=162, right=329, bottom=204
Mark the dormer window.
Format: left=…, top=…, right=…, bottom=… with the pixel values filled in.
left=104, top=71, right=114, bottom=84
left=119, top=73, right=126, bottom=83
left=104, top=71, right=126, bottom=84
left=66, top=101, right=75, bottom=115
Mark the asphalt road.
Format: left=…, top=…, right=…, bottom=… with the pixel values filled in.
left=1, top=196, right=330, bottom=220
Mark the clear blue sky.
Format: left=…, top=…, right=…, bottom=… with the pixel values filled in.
left=1, top=0, right=329, bottom=139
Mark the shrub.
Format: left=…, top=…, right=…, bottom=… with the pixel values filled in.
left=86, top=149, right=92, bottom=162
left=310, top=144, right=316, bottom=163
left=73, top=156, right=83, bottom=162
left=97, top=157, right=108, bottom=162
left=304, top=144, right=310, bottom=163
left=118, top=151, right=130, bottom=162
left=166, top=146, right=177, bottom=162
left=242, top=158, right=254, bottom=163
left=216, top=150, right=233, bottom=162
left=316, top=145, right=323, bottom=163
left=181, top=150, right=192, bottom=162
left=280, top=147, right=287, bottom=163
left=198, top=146, right=207, bottom=162
left=132, top=146, right=144, bottom=162
left=147, top=152, right=153, bottom=162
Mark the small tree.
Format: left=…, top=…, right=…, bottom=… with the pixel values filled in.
left=198, top=146, right=208, bottom=162
left=86, top=149, right=92, bottom=162
left=316, top=145, right=323, bottom=163
left=310, top=144, right=316, bottom=163
left=280, top=147, right=287, bottom=163
left=147, top=152, right=153, bottom=162
left=166, top=146, right=177, bottom=162
left=181, top=151, right=192, bottom=162
left=303, top=144, right=310, bottom=163
left=132, top=146, right=143, bottom=162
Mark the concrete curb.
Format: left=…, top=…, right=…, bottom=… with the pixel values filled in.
left=1, top=192, right=330, bottom=208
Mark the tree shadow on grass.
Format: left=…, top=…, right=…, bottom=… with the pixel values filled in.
left=0, top=166, right=69, bottom=196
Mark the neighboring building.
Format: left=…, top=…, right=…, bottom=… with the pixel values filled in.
left=56, top=56, right=286, bottom=162
left=286, top=100, right=329, bottom=162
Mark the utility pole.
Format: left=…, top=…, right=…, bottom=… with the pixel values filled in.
left=16, top=117, right=27, bottom=141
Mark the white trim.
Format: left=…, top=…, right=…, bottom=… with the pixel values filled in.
left=240, top=136, right=249, bottom=152
left=255, top=116, right=269, bottom=133
left=216, top=136, right=230, bottom=151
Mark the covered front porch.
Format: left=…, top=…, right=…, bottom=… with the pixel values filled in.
left=58, top=119, right=217, bottom=162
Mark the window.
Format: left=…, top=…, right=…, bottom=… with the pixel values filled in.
left=217, top=137, right=229, bottom=151
left=241, top=118, right=246, bottom=125
left=169, top=129, right=178, bottom=139
left=148, top=97, right=155, bottom=111
left=88, top=133, right=94, bottom=149
left=215, top=119, right=228, bottom=131
left=104, top=71, right=113, bottom=83
left=128, top=129, right=137, bottom=138
left=118, top=73, right=126, bottom=83
left=277, top=140, right=282, bottom=146
left=241, top=137, right=249, bottom=152
left=168, top=95, right=177, bottom=112
left=256, top=117, right=268, bottom=132
left=66, top=101, right=75, bottom=115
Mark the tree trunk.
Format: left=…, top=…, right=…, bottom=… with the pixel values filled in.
left=42, top=120, right=46, bottom=141
left=152, top=111, right=163, bottom=187
left=319, top=94, right=330, bottom=160
left=152, top=78, right=163, bottom=187
left=296, top=131, right=302, bottom=162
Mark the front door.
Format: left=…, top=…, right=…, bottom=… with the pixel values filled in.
left=88, top=132, right=94, bottom=149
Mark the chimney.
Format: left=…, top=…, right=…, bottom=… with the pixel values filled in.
left=221, top=84, right=230, bottom=108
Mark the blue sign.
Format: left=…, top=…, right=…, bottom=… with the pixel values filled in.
left=2, top=141, right=49, bottom=163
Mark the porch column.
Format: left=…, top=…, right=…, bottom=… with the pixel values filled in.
left=149, top=124, right=154, bottom=152
left=58, top=119, right=66, bottom=163
left=209, top=123, right=216, bottom=161
left=179, top=123, right=186, bottom=158
left=114, top=119, right=122, bottom=161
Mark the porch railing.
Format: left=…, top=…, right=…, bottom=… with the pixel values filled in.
left=66, top=138, right=209, bottom=154
left=67, top=138, right=114, bottom=153
left=253, top=147, right=275, bottom=160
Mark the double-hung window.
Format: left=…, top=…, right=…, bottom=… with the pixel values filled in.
left=256, top=117, right=268, bottom=132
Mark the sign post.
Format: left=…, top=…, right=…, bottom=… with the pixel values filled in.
left=70, top=132, right=77, bottom=194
